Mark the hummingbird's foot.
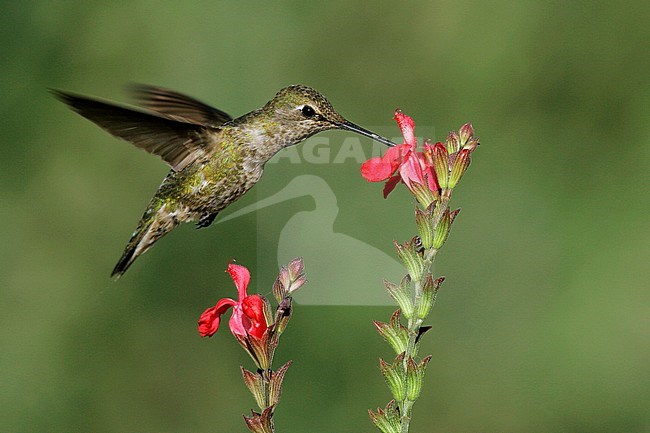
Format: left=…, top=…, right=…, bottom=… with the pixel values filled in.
left=196, top=212, right=218, bottom=229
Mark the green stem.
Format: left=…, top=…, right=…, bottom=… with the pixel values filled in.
left=399, top=248, right=437, bottom=433
left=262, top=369, right=271, bottom=409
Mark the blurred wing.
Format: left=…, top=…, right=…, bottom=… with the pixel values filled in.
left=52, top=90, right=218, bottom=172
left=130, top=84, right=233, bottom=127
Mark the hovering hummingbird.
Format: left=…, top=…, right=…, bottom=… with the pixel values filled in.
left=53, top=84, right=395, bottom=278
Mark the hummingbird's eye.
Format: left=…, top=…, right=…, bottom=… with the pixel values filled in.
left=300, top=105, right=316, bottom=118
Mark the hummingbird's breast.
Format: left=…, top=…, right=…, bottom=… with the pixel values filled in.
left=152, top=125, right=273, bottom=224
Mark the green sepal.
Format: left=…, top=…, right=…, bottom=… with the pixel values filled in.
left=448, top=148, right=471, bottom=188
left=459, top=122, right=475, bottom=147
left=417, top=273, right=443, bottom=319
left=241, top=367, right=267, bottom=410
left=379, top=353, right=406, bottom=401
left=368, top=400, right=401, bottom=433
left=374, top=310, right=409, bottom=355
left=432, top=208, right=451, bottom=249
left=408, top=180, right=438, bottom=209
left=445, top=130, right=460, bottom=154
left=271, top=276, right=285, bottom=304
left=432, top=142, right=450, bottom=189
left=415, top=204, right=435, bottom=249
left=449, top=208, right=461, bottom=225
left=406, top=355, right=432, bottom=401
left=243, top=406, right=275, bottom=433
left=274, top=297, right=292, bottom=336
left=384, top=277, right=414, bottom=318
left=260, top=295, right=274, bottom=333
left=285, top=257, right=306, bottom=294
left=273, top=257, right=306, bottom=303
left=394, top=240, right=425, bottom=282
left=235, top=328, right=273, bottom=370
left=269, top=360, right=292, bottom=407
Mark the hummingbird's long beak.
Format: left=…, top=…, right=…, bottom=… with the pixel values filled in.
left=335, top=121, right=396, bottom=147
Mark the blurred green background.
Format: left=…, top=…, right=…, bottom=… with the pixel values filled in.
left=2, top=1, right=649, bottom=432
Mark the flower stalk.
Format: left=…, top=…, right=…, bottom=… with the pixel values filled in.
left=363, top=113, right=479, bottom=433
left=198, top=258, right=306, bottom=433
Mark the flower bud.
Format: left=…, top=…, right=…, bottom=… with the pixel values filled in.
left=459, top=122, right=474, bottom=146
left=277, top=264, right=291, bottom=293
left=432, top=142, right=450, bottom=189
left=445, top=130, right=460, bottom=154
left=272, top=258, right=306, bottom=303
left=463, top=136, right=479, bottom=151
left=448, top=148, right=471, bottom=188
left=286, top=257, right=306, bottom=293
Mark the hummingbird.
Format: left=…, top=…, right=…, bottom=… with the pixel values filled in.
left=53, top=84, right=395, bottom=278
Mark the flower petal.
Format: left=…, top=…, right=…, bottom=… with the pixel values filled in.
left=241, top=295, right=268, bottom=339
left=394, top=110, right=416, bottom=147
left=361, top=157, right=394, bottom=182
left=399, top=153, right=424, bottom=190
left=227, top=263, right=250, bottom=300
left=361, top=144, right=411, bottom=182
left=417, top=153, right=439, bottom=192
left=198, top=306, right=220, bottom=337
left=198, top=297, right=237, bottom=337
left=383, top=175, right=401, bottom=198
left=228, top=304, right=247, bottom=337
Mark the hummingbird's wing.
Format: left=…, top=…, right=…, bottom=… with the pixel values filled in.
left=130, top=84, right=233, bottom=128
left=52, top=90, right=218, bottom=172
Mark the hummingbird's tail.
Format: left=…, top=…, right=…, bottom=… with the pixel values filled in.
left=111, top=208, right=178, bottom=279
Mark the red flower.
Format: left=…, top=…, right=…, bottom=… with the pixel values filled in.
left=198, top=263, right=268, bottom=338
left=361, top=110, right=438, bottom=199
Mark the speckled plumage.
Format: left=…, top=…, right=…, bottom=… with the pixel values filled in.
left=53, top=84, right=394, bottom=278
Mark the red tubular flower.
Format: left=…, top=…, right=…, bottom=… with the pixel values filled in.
left=361, top=110, right=438, bottom=199
left=198, top=263, right=268, bottom=338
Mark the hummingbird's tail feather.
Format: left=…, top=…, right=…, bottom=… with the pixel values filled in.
left=111, top=244, right=139, bottom=280
left=111, top=209, right=179, bottom=279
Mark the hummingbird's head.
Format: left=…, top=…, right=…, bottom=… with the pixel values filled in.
left=266, top=85, right=396, bottom=147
